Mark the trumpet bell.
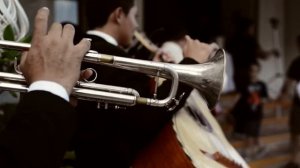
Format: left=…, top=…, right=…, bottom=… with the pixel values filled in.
left=169, top=49, right=225, bottom=109
left=87, top=49, right=225, bottom=109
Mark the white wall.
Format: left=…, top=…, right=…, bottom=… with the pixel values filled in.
left=135, top=0, right=144, bottom=29
left=19, top=0, right=54, bottom=33
left=54, top=0, right=78, bottom=24
left=258, top=0, right=285, bottom=56
left=258, top=0, right=300, bottom=98
left=257, top=0, right=285, bottom=99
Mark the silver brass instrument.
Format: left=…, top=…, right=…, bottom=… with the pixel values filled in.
left=0, top=40, right=225, bottom=109
left=0, top=71, right=140, bottom=107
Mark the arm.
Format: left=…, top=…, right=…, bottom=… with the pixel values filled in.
left=0, top=91, right=76, bottom=168
left=0, top=7, right=90, bottom=168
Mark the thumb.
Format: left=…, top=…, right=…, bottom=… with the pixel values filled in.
left=79, top=68, right=94, bottom=81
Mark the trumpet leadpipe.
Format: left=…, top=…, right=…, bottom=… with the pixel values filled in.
left=0, top=80, right=138, bottom=106
left=0, top=40, right=31, bottom=51
left=0, top=72, right=142, bottom=106
left=0, top=72, right=139, bottom=97
left=76, top=82, right=140, bottom=97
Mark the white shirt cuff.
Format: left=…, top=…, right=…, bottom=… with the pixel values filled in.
left=28, top=81, right=69, bottom=102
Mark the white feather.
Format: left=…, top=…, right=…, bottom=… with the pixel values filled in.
left=0, top=0, right=29, bottom=41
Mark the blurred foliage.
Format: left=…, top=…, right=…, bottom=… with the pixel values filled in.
left=0, top=25, right=31, bottom=71
left=0, top=25, right=31, bottom=97
left=3, top=24, right=14, bottom=41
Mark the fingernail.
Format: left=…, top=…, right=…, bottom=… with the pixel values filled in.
left=41, top=7, right=49, bottom=11
left=185, top=35, right=191, bottom=40
left=84, top=38, right=92, bottom=42
left=40, top=7, right=49, bottom=13
left=85, top=38, right=91, bottom=46
left=38, top=7, right=49, bottom=15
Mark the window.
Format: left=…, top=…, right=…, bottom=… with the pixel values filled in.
left=54, top=0, right=78, bottom=24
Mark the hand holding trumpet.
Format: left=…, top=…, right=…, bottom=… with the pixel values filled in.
left=19, top=7, right=91, bottom=95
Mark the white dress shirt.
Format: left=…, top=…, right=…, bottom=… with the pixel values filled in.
left=86, top=30, right=118, bottom=46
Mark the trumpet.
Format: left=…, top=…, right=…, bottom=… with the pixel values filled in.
left=0, top=40, right=225, bottom=109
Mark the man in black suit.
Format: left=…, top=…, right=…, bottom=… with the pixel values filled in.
left=75, top=0, right=215, bottom=167
left=0, top=7, right=90, bottom=168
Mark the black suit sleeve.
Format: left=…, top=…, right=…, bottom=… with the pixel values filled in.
left=0, top=91, right=76, bottom=168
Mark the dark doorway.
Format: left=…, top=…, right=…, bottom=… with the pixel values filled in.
left=144, top=0, right=221, bottom=42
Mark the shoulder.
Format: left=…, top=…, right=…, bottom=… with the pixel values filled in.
left=86, top=34, right=128, bottom=57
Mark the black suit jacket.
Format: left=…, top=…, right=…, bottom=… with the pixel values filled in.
left=0, top=91, right=76, bottom=168
left=75, top=35, right=197, bottom=167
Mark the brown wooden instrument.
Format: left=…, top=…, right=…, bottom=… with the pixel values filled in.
left=133, top=91, right=249, bottom=168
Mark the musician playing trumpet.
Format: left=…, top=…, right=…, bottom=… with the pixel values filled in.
left=0, top=1, right=215, bottom=168
left=74, top=0, right=215, bottom=167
